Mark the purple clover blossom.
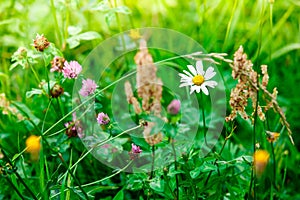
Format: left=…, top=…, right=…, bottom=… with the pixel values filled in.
left=129, top=143, right=142, bottom=160
left=64, top=113, right=84, bottom=138
left=167, top=99, right=181, bottom=115
left=62, top=61, right=82, bottom=79
left=79, top=78, right=98, bottom=97
left=97, top=112, right=110, bottom=125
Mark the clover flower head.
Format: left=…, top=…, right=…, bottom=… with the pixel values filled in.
left=33, top=34, right=50, bottom=52
left=129, top=143, right=142, bottom=160
left=167, top=99, right=181, bottom=115
left=97, top=112, right=110, bottom=125
left=62, top=61, right=82, bottom=79
left=64, top=113, right=83, bottom=138
left=50, top=56, right=66, bottom=73
left=79, top=78, right=98, bottom=97
left=179, top=60, right=217, bottom=95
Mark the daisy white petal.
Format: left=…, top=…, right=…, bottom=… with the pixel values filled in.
left=179, top=73, right=191, bottom=80
left=204, top=67, right=216, bottom=80
left=196, top=60, right=205, bottom=75
left=200, top=85, right=209, bottom=95
left=179, top=82, right=192, bottom=87
left=203, top=80, right=218, bottom=88
left=190, top=86, right=197, bottom=94
left=187, top=65, right=198, bottom=76
left=183, top=70, right=194, bottom=78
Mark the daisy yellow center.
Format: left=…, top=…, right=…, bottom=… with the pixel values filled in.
left=192, top=75, right=205, bottom=86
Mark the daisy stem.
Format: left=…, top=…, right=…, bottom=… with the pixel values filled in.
left=200, top=92, right=208, bottom=146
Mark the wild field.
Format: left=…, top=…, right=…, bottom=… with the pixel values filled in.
left=0, top=0, right=300, bottom=199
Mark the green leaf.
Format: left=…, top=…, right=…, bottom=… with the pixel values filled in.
left=112, top=189, right=124, bottom=200
left=12, top=101, right=40, bottom=126
left=92, top=0, right=110, bottom=12
left=190, top=167, right=201, bottom=179
left=77, top=31, right=101, bottom=41
left=66, top=38, right=80, bottom=49
left=67, top=32, right=102, bottom=49
left=149, top=178, right=164, bottom=193
left=68, top=26, right=82, bottom=36
left=114, top=6, right=131, bottom=15
left=26, top=88, right=44, bottom=98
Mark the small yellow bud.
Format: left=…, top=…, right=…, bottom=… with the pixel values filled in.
left=253, top=150, right=270, bottom=178
left=26, top=135, right=41, bottom=161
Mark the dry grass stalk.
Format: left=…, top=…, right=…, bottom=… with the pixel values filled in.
left=124, top=39, right=163, bottom=146
left=226, top=46, right=294, bottom=145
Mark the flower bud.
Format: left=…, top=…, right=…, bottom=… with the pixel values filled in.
left=253, top=150, right=270, bottom=178
left=50, top=84, right=64, bottom=98
left=167, top=99, right=181, bottom=115
left=33, top=34, right=50, bottom=52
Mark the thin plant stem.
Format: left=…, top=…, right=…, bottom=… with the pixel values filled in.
left=50, top=161, right=133, bottom=199
left=269, top=2, right=273, bottom=62
left=82, top=160, right=133, bottom=187
left=171, top=138, right=179, bottom=200
left=249, top=1, right=265, bottom=199
left=271, top=142, right=276, bottom=189
left=57, top=153, right=90, bottom=200
left=50, top=0, right=62, bottom=48
left=56, top=124, right=142, bottom=183
left=4, top=176, right=25, bottom=200
left=30, top=63, right=41, bottom=84
left=200, top=92, right=208, bottom=146
left=150, top=146, right=155, bottom=179
left=205, top=127, right=235, bottom=186
left=42, top=98, right=53, bottom=133
left=1, top=148, right=38, bottom=200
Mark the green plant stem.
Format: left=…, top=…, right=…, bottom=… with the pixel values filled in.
left=1, top=148, right=38, bottom=200
left=42, top=98, right=53, bottom=133
left=249, top=1, right=265, bottom=199
left=30, top=63, right=41, bottom=84
left=63, top=0, right=70, bottom=50
left=82, top=160, right=133, bottom=187
left=56, top=124, right=142, bottom=184
left=271, top=142, right=276, bottom=189
left=4, top=176, right=25, bottom=200
left=269, top=2, right=273, bottom=62
left=50, top=0, right=62, bottom=48
left=57, top=153, right=90, bottom=200
left=171, top=138, right=179, bottom=200
left=50, top=161, right=133, bottom=199
left=204, top=129, right=234, bottom=186
left=224, top=0, right=238, bottom=49
left=200, top=92, right=208, bottom=146
left=150, top=146, right=155, bottom=179
left=43, top=55, right=51, bottom=97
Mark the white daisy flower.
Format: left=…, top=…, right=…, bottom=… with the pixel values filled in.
left=179, top=60, right=217, bottom=95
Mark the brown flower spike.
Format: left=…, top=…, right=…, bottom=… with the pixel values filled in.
left=124, top=39, right=163, bottom=146
left=226, top=46, right=294, bottom=145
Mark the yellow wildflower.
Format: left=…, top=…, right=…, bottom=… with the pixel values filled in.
left=253, top=150, right=270, bottom=177
left=26, top=135, right=41, bottom=161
